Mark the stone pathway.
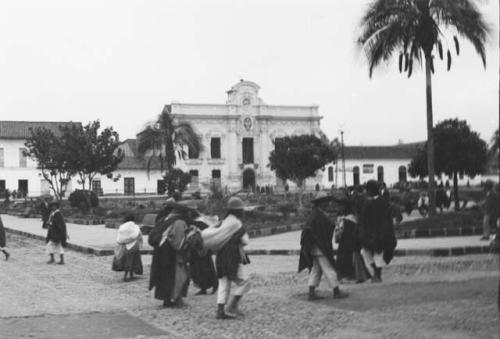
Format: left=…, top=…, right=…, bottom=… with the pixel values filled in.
left=0, top=312, right=171, bottom=339
left=0, top=233, right=499, bottom=338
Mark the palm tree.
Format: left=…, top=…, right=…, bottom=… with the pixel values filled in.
left=358, top=0, right=489, bottom=215
left=138, top=105, right=203, bottom=177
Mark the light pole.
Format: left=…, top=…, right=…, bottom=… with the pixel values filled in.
left=341, top=130, right=346, bottom=191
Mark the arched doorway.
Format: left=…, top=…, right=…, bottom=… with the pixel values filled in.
left=243, top=169, right=255, bottom=191
left=353, top=166, right=360, bottom=186
left=398, top=166, right=407, bottom=183
left=377, top=166, right=384, bottom=183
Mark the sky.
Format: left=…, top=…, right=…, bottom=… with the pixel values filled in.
left=0, top=0, right=498, bottom=146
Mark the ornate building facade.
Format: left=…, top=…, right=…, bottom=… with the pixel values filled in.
left=173, top=80, right=323, bottom=192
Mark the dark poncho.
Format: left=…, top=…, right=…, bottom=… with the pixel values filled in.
left=298, top=207, right=336, bottom=273
left=336, top=216, right=358, bottom=279
left=189, top=220, right=218, bottom=290
left=46, top=211, right=67, bottom=247
left=216, top=227, right=249, bottom=280
left=148, top=216, right=189, bottom=301
left=0, top=216, right=6, bottom=248
left=358, top=196, right=397, bottom=264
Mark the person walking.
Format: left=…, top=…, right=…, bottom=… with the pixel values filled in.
left=148, top=200, right=199, bottom=307
left=298, top=192, right=349, bottom=301
left=40, top=198, right=50, bottom=229
left=189, top=214, right=219, bottom=295
left=0, top=215, right=10, bottom=261
left=45, top=201, right=68, bottom=265
left=335, top=199, right=357, bottom=281
left=202, top=197, right=251, bottom=319
left=480, top=180, right=498, bottom=241
left=380, top=182, right=390, bottom=202
left=112, top=214, right=143, bottom=282
left=358, top=180, right=397, bottom=283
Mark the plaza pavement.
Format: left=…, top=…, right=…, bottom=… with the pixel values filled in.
left=2, top=213, right=495, bottom=257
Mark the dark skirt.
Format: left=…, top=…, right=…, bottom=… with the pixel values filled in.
left=190, top=254, right=218, bottom=290
left=112, top=244, right=143, bottom=275
left=337, top=248, right=355, bottom=280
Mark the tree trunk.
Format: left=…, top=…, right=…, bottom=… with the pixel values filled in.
left=425, top=54, right=437, bottom=215
left=298, top=182, right=303, bottom=210
left=453, top=171, right=459, bottom=212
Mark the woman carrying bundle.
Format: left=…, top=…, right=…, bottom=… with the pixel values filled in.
left=112, top=214, right=143, bottom=282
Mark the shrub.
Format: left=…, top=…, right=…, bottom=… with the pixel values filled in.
left=400, top=210, right=482, bottom=230
left=69, top=190, right=99, bottom=211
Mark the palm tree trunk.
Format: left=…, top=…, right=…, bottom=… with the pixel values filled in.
left=425, top=54, right=437, bottom=215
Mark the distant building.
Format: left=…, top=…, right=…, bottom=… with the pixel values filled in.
left=322, top=142, right=492, bottom=189
left=139, top=79, right=323, bottom=193
left=0, top=121, right=80, bottom=196
left=91, top=138, right=165, bottom=195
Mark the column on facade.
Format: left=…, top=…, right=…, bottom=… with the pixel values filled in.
left=259, top=127, right=269, bottom=182
left=227, top=130, right=238, bottom=176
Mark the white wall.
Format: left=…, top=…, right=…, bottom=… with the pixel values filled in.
left=320, top=158, right=492, bottom=189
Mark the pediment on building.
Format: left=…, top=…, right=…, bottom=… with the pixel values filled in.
left=226, top=79, right=264, bottom=106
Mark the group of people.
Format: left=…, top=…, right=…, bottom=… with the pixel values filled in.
left=2, top=178, right=498, bottom=316
left=112, top=196, right=251, bottom=320
left=299, top=180, right=397, bottom=300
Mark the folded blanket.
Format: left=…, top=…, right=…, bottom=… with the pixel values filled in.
left=117, top=221, right=141, bottom=248
left=201, top=215, right=241, bottom=253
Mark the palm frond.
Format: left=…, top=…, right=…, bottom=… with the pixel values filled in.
left=173, top=122, right=203, bottom=155
left=453, top=35, right=460, bottom=55
left=431, top=0, right=489, bottom=67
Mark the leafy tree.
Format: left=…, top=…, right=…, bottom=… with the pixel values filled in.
left=358, top=0, right=490, bottom=215
left=138, top=106, right=203, bottom=178
left=24, top=128, right=75, bottom=200
left=268, top=134, right=337, bottom=208
left=61, top=120, right=124, bottom=191
left=163, top=168, right=191, bottom=197
left=408, top=119, right=488, bottom=210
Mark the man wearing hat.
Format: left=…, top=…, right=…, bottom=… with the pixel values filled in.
left=148, top=199, right=200, bottom=307
left=214, top=196, right=251, bottom=319
left=45, top=201, right=68, bottom=265
left=298, top=191, right=349, bottom=300
left=358, top=180, right=397, bottom=282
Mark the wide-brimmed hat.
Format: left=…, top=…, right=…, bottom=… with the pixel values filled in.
left=366, top=180, right=379, bottom=196
left=165, top=199, right=200, bottom=215
left=311, top=191, right=333, bottom=204
left=227, top=197, right=245, bottom=210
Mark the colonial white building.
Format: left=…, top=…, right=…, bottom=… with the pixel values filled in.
left=0, top=121, right=166, bottom=197
left=167, top=79, right=323, bottom=192
left=321, top=142, right=490, bottom=189
left=0, top=121, right=80, bottom=197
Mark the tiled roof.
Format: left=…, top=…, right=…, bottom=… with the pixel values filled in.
left=119, top=139, right=138, bottom=157
left=117, top=155, right=164, bottom=170
left=0, top=121, right=82, bottom=139
left=344, top=142, right=424, bottom=160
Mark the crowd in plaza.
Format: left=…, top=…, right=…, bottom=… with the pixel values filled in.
left=0, top=178, right=499, bottom=319
left=107, top=178, right=402, bottom=318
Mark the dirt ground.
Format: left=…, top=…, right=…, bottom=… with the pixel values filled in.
left=0, top=233, right=499, bottom=339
